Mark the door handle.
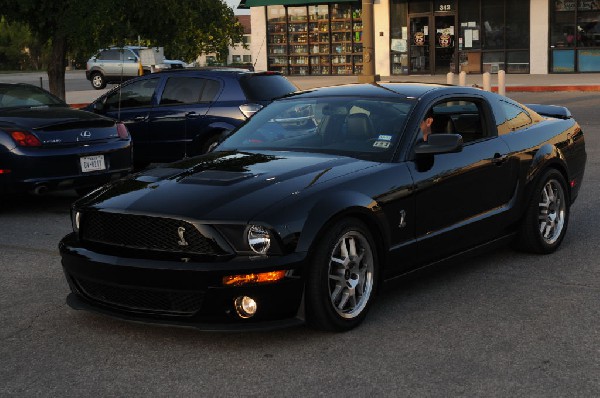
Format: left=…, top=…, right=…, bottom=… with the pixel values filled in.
left=185, top=112, right=200, bottom=119
left=133, top=115, right=147, bottom=122
left=492, top=153, right=508, bottom=165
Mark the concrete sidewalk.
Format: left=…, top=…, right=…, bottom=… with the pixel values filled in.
left=64, top=72, right=600, bottom=106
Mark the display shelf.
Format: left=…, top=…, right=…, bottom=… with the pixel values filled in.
left=267, top=4, right=363, bottom=75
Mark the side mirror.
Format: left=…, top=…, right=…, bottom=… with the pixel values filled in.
left=92, top=101, right=106, bottom=113
left=414, top=134, right=463, bottom=155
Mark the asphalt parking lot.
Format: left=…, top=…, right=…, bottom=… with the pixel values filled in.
left=0, top=88, right=599, bottom=396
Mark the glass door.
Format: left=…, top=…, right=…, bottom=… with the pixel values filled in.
left=434, top=14, right=456, bottom=74
left=409, top=16, right=431, bottom=73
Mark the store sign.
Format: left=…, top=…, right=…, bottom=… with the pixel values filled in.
left=556, top=0, right=600, bottom=11
left=414, top=32, right=426, bottom=45
left=435, top=1, right=454, bottom=12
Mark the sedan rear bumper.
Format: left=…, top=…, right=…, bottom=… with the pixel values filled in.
left=0, top=141, right=132, bottom=194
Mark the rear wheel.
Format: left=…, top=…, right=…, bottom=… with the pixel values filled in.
left=306, top=218, right=378, bottom=331
left=91, top=72, right=106, bottom=90
left=517, top=169, right=569, bottom=254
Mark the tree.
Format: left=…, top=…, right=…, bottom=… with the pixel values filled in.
left=0, top=0, right=244, bottom=100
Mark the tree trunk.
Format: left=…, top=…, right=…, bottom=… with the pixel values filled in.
left=47, top=35, right=67, bottom=100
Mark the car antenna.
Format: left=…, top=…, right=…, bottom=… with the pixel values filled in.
left=117, top=47, right=125, bottom=121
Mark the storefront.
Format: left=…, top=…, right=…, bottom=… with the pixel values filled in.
left=550, top=0, right=600, bottom=72
left=241, top=0, right=600, bottom=75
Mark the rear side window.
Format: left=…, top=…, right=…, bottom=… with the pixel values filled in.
left=240, top=75, right=297, bottom=102
left=497, top=100, right=533, bottom=134
left=98, top=50, right=120, bottom=61
left=159, top=77, right=221, bottom=105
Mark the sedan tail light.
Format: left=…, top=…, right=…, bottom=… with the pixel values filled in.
left=116, top=123, right=129, bottom=139
left=10, top=131, right=42, bottom=147
left=239, top=103, right=263, bottom=119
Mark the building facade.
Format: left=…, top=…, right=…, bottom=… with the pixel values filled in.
left=196, top=15, right=253, bottom=67
left=243, top=0, right=600, bottom=75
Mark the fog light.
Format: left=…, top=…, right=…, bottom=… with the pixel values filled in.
left=234, top=296, right=257, bottom=319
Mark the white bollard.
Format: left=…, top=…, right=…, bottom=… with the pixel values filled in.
left=498, top=70, right=506, bottom=96
left=446, top=72, right=454, bottom=85
left=483, top=72, right=491, bottom=92
left=459, top=71, right=466, bottom=86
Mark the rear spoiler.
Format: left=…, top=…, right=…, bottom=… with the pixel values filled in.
left=526, top=104, right=572, bottom=120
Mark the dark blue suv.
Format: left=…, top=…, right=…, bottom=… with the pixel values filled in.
left=85, top=69, right=297, bottom=167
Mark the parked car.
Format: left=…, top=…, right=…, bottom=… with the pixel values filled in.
left=86, top=46, right=186, bottom=90
left=84, top=68, right=298, bottom=168
left=0, top=83, right=132, bottom=196
left=60, top=83, right=586, bottom=331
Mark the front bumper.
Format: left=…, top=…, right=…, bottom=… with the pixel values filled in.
left=59, top=233, right=307, bottom=330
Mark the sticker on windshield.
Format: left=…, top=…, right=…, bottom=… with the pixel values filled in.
left=377, top=134, right=392, bottom=141
left=373, top=140, right=391, bottom=149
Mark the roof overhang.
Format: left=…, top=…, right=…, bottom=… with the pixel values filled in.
left=239, top=0, right=355, bottom=8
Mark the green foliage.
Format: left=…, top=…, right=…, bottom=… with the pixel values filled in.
left=0, top=0, right=245, bottom=92
left=0, top=17, right=46, bottom=70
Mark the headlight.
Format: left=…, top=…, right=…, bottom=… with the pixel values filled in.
left=247, top=225, right=271, bottom=254
left=71, top=210, right=81, bottom=233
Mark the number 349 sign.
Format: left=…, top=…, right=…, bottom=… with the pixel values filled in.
left=435, top=1, right=454, bottom=11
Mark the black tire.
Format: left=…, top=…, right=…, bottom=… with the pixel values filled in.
left=91, top=72, right=106, bottom=90
left=306, top=218, right=379, bottom=331
left=516, top=169, right=570, bottom=254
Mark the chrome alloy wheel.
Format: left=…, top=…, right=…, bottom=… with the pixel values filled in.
left=328, top=231, right=374, bottom=319
left=538, top=178, right=566, bottom=245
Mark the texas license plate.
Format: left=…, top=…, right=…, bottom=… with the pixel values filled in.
left=80, top=155, right=106, bottom=172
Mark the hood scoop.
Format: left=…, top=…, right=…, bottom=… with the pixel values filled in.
left=135, top=167, right=183, bottom=183
left=179, top=170, right=257, bottom=186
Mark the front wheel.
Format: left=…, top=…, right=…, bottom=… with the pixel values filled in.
left=306, top=218, right=378, bottom=331
left=517, top=169, right=570, bottom=254
left=90, top=72, right=106, bottom=90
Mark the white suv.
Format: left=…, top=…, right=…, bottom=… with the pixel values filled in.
left=86, top=47, right=142, bottom=90
left=86, top=46, right=186, bottom=90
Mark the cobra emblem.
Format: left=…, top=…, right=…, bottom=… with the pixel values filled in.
left=177, top=226, right=189, bottom=246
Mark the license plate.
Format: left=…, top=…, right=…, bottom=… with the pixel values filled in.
left=80, top=155, right=106, bottom=173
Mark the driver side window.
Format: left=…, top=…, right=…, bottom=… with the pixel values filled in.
left=428, top=99, right=487, bottom=143
left=105, top=78, right=159, bottom=111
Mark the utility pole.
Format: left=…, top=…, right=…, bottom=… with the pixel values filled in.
left=358, top=0, right=379, bottom=83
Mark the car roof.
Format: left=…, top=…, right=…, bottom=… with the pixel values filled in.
left=139, top=68, right=283, bottom=78
left=286, top=82, right=485, bottom=100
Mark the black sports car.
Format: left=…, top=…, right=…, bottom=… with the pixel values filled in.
left=0, top=83, right=132, bottom=196
left=59, top=83, right=587, bottom=331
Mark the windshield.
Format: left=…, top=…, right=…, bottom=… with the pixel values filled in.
left=0, top=85, right=65, bottom=109
left=218, top=96, right=415, bottom=161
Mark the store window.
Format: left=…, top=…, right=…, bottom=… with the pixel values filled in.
left=395, top=0, right=529, bottom=75
left=266, top=2, right=363, bottom=75
left=390, top=0, right=409, bottom=74
left=550, top=1, right=600, bottom=72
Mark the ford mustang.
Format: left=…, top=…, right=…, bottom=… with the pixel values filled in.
left=59, top=83, right=587, bottom=331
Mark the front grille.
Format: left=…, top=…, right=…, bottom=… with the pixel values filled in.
left=81, top=211, right=224, bottom=255
left=74, top=277, right=204, bottom=315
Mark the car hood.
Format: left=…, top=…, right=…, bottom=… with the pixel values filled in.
left=79, top=150, right=376, bottom=222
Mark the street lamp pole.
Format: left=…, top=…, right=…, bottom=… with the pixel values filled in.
left=358, top=0, right=379, bottom=83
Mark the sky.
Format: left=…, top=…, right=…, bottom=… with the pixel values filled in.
left=225, top=0, right=250, bottom=15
